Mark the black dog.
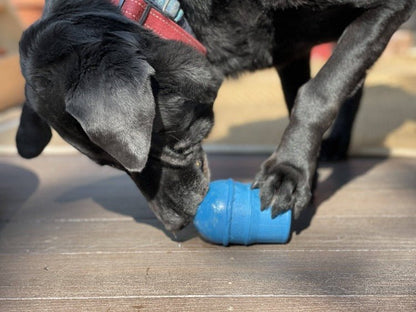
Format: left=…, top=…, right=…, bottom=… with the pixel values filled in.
left=16, top=0, right=415, bottom=231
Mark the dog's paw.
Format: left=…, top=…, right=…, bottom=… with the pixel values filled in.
left=252, top=157, right=312, bottom=219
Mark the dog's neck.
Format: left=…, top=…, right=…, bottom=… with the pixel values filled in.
left=112, top=0, right=206, bottom=54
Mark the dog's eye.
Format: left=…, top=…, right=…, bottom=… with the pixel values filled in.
left=195, top=159, right=202, bottom=168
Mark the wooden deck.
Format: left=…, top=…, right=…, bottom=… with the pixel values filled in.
left=0, top=154, right=415, bottom=311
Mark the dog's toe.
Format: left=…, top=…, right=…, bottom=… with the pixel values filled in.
left=271, top=178, right=296, bottom=218
left=256, top=159, right=312, bottom=219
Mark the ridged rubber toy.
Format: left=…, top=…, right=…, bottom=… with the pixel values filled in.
left=193, top=179, right=292, bottom=246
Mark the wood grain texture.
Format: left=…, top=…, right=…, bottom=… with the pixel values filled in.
left=0, top=155, right=415, bottom=311
left=1, top=296, right=416, bottom=312
left=1, top=250, right=415, bottom=297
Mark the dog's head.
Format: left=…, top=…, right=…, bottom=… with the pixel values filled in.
left=16, top=1, right=221, bottom=230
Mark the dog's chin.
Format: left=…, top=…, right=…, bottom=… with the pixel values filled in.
left=148, top=201, right=193, bottom=231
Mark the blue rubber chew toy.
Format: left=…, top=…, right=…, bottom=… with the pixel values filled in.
left=193, top=179, right=292, bottom=246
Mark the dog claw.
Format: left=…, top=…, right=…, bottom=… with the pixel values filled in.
left=271, top=208, right=280, bottom=219
left=260, top=200, right=269, bottom=211
left=271, top=205, right=287, bottom=219
left=251, top=181, right=259, bottom=189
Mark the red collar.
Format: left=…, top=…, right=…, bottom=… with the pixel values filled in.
left=111, top=0, right=206, bottom=54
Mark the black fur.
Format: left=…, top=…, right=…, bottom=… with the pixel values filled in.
left=17, top=0, right=415, bottom=230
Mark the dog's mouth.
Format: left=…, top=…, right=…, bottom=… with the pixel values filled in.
left=129, top=144, right=210, bottom=231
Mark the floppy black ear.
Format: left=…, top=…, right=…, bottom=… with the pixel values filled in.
left=16, top=101, right=52, bottom=159
left=65, top=43, right=155, bottom=172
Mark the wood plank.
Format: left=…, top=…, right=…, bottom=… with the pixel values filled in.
left=1, top=155, right=415, bottom=254
left=1, top=296, right=415, bottom=312
left=1, top=154, right=414, bottom=190
left=1, top=155, right=415, bottom=311
left=0, top=215, right=414, bottom=253
left=0, top=251, right=415, bottom=298
left=2, top=154, right=415, bottom=185
left=1, top=156, right=415, bottom=222
left=2, top=187, right=416, bottom=224
left=0, top=156, right=154, bottom=222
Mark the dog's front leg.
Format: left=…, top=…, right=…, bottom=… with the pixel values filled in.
left=253, top=2, right=415, bottom=219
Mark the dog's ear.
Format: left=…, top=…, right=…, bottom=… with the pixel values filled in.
left=16, top=101, right=52, bottom=158
left=65, top=40, right=155, bottom=172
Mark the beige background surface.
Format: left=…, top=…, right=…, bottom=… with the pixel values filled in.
left=208, top=55, right=416, bottom=156
left=1, top=54, right=415, bottom=157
